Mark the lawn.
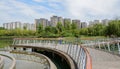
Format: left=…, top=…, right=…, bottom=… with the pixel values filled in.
left=0, top=39, right=13, bottom=48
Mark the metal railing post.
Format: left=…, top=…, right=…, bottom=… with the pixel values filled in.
left=107, top=42, right=111, bottom=52
left=117, top=42, right=120, bottom=54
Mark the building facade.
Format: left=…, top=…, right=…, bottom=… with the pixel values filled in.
left=3, top=21, right=21, bottom=30
left=35, top=19, right=41, bottom=30
left=50, top=16, right=58, bottom=27
left=64, top=18, right=71, bottom=26
left=72, top=20, right=81, bottom=29
left=58, top=17, right=64, bottom=25
left=94, top=20, right=100, bottom=24
left=89, top=20, right=100, bottom=27
left=3, top=22, right=35, bottom=31
left=81, top=22, right=87, bottom=28
left=101, top=19, right=110, bottom=26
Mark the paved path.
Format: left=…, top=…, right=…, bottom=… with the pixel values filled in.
left=87, top=48, right=120, bottom=69
left=2, top=56, right=13, bottom=69
left=0, top=51, right=56, bottom=69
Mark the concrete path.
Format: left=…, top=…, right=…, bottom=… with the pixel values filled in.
left=87, top=48, right=120, bottom=69
left=2, top=56, right=13, bottom=69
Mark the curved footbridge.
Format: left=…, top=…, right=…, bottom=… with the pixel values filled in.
left=10, top=38, right=92, bottom=69
left=2, top=38, right=120, bottom=69
left=82, top=38, right=120, bottom=69
left=0, top=50, right=56, bottom=69
left=0, top=53, right=16, bottom=69
left=87, top=48, right=120, bottom=69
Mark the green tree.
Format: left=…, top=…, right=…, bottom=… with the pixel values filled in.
left=80, top=28, right=88, bottom=35
left=71, top=23, right=77, bottom=30
left=64, top=21, right=71, bottom=30
left=37, top=24, right=43, bottom=34
left=105, top=20, right=120, bottom=37
left=0, top=27, right=5, bottom=30
left=56, top=22, right=64, bottom=35
left=92, top=24, right=105, bottom=36
left=86, top=24, right=106, bottom=36
left=23, top=26, right=27, bottom=30
left=44, top=26, right=51, bottom=33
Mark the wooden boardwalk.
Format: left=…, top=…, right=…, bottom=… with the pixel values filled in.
left=87, top=48, right=120, bottom=69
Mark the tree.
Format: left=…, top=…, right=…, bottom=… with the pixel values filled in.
left=80, top=28, right=88, bottom=35
left=37, top=24, right=43, bottom=34
left=71, top=23, right=77, bottom=30
left=64, top=21, right=71, bottom=30
left=86, top=24, right=106, bottom=36
left=0, top=27, right=5, bottom=30
left=73, top=29, right=80, bottom=37
left=56, top=22, right=64, bottom=35
left=23, top=26, right=27, bottom=30
left=92, top=24, right=105, bottom=36
left=105, top=20, right=120, bottom=37
left=44, top=26, right=51, bottom=33
left=71, top=22, right=79, bottom=37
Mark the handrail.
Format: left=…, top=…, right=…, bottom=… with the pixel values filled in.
left=32, top=52, right=57, bottom=69
left=11, top=51, right=57, bottom=69
left=11, top=45, right=76, bottom=69
left=0, top=54, right=16, bottom=69
left=12, top=38, right=92, bottom=69
left=14, top=38, right=63, bottom=40
left=82, top=46, right=92, bottom=69
left=81, top=38, right=120, bottom=55
left=0, top=55, right=4, bottom=69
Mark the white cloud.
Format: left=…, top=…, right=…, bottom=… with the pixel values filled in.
left=33, top=0, right=43, bottom=2
left=0, top=0, right=54, bottom=24
left=64, top=0, right=120, bottom=21
left=0, top=0, right=120, bottom=26
left=33, top=0, right=63, bottom=3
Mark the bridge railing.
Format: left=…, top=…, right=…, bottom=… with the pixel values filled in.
left=12, top=38, right=92, bottom=69
left=0, top=54, right=16, bottom=69
left=82, top=38, right=120, bottom=55
left=10, top=51, right=57, bottom=69
left=0, top=55, right=4, bottom=69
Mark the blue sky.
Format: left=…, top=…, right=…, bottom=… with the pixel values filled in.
left=0, top=0, right=120, bottom=26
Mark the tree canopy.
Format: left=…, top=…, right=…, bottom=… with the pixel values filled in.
left=0, top=20, right=120, bottom=38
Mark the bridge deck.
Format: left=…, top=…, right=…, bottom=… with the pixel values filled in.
left=87, top=48, right=120, bottom=69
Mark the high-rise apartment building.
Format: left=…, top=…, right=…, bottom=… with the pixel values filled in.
left=35, top=19, right=41, bottom=31
left=58, top=17, right=64, bottom=25
left=50, top=16, right=58, bottom=27
left=3, top=21, right=21, bottom=30
left=35, top=18, right=48, bottom=30
left=3, top=23, right=7, bottom=29
left=72, top=20, right=81, bottom=29
left=88, top=21, right=93, bottom=27
left=101, top=19, right=110, bottom=26
left=94, top=20, right=100, bottom=24
left=3, top=22, right=35, bottom=31
left=13, top=21, right=21, bottom=29
left=23, top=23, right=30, bottom=30
left=64, top=18, right=71, bottom=26
left=81, top=22, right=87, bottom=28
left=46, top=21, right=51, bottom=26
left=89, top=20, right=100, bottom=27
left=40, top=18, right=49, bottom=28
left=30, top=24, right=36, bottom=31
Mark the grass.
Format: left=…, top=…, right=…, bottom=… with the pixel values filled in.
left=0, top=39, right=12, bottom=48
left=80, top=35, right=106, bottom=40
left=64, top=36, right=106, bottom=41
left=0, top=35, right=106, bottom=48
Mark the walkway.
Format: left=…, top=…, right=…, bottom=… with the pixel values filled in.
left=2, top=56, right=13, bottom=69
left=16, top=60, right=47, bottom=69
left=87, top=48, right=120, bottom=69
left=0, top=51, right=57, bottom=69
